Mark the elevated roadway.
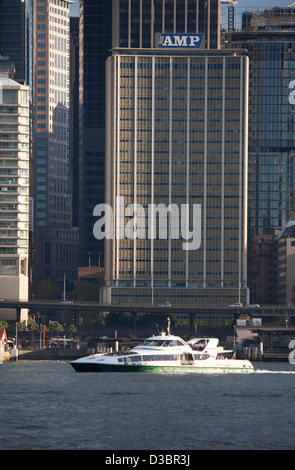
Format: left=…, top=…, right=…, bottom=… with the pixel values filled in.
left=0, top=299, right=294, bottom=328
left=1, top=299, right=295, bottom=316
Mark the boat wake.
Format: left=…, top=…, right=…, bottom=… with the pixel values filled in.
left=254, top=369, right=295, bottom=374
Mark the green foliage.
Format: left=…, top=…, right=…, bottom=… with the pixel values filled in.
left=105, top=312, right=132, bottom=326
left=274, top=316, right=290, bottom=327
left=67, top=324, right=77, bottom=334
left=194, top=320, right=205, bottom=328
left=0, top=320, right=8, bottom=329
left=5, top=322, right=23, bottom=332
left=219, top=319, right=234, bottom=328
left=47, top=322, right=64, bottom=335
left=92, top=314, right=106, bottom=327
left=27, top=320, right=39, bottom=331
left=71, top=281, right=100, bottom=302
left=137, top=312, right=176, bottom=328
left=174, top=319, right=189, bottom=328
left=34, top=278, right=59, bottom=300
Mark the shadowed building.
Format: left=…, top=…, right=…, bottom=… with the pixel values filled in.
left=31, top=0, right=78, bottom=290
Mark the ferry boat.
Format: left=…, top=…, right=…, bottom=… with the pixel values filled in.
left=70, top=322, right=254, bottom=374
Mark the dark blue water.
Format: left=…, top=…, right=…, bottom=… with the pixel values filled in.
left=0, top=361, right=294, bottom=450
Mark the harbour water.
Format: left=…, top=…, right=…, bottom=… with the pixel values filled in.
left=0, top=360, right=294, bottom=451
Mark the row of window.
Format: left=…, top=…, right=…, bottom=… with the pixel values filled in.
left=119, top=62, right=242, bottom=71
left=118, top=354, right=182, bottom=363
left=117, top=282, right=235, bottom=292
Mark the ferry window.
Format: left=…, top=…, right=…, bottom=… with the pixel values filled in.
left=142, top=340, right=166, bottom=346
left=141, top=339, right=185, bottom=347
left=143, top=354, right=178, bottom=361
left=194, top=354, right=210, bottom=360
left=131, top=355, right=142, bottom=362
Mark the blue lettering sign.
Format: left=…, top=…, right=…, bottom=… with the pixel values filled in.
left=158, top=33, right=203, bottom=49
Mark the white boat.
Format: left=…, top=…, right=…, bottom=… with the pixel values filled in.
left=70, top=324, right=253, bottom=374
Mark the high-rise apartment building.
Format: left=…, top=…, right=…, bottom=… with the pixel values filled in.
left=103, top=46, right=249, bottom=307
left=31, top=0, right=78, bottom=288
left=0, top=75, right=30, bottom=320
left=223, top=7, right=295, bottom=240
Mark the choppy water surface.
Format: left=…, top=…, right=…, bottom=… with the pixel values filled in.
left=0, top=361, right=294, bottom=450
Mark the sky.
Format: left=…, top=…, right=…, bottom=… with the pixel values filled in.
left=69, top=0, right=294, bottom=19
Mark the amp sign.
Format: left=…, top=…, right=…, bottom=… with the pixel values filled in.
left=158, top=33, right=203, bottom=49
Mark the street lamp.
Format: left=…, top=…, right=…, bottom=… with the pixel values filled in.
left=63, top=272, right=66, bottom=302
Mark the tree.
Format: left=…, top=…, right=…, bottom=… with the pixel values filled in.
left=105, top=312, right=132, bottom=326
left=71, top=281, right=100, bottom=302
left=35, top=279, right=59, bottom=300
left=27, top=319, right=39, bottom=348
left=16, top=322, right=24, bottom=331
left=0, top=320, right=8, bottom=329
left=137, top=312, right=176, bottom=329
left=67, top=324, right=77, bottom=335
left=92, top=314, right=106, bottom=328
left=27, top=320, right=39, bottom=331
left=47, top=322, right=64, bottom=338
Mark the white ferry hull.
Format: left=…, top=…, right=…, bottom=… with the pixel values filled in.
left=70, top=354, right=105, bottom=372
left=70, top=331, right=254, bottom=373
left=70, top=357, right=254, bottom=373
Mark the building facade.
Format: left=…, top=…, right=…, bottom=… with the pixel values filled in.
left=69, top=16, right=79, bottom=228
left=78, top=0, right=221, bottom=270
left=223, top=7, right=295, bottom=240
left=248, top=222, right=295, bottom=305
left=113, top=0, right=221, bottom=50
left=0, top=75, right=30, bottom=321
left=103, top=47, right=249, bottom=307
left=0, top=0, right=27, bottom=83
left=31, top=0, right=78, bottom=290
left=78, top=0, right=113, bottom=268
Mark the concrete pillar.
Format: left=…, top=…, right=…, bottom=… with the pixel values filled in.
left=16, top=307, right=21, bottom=323
left=75, top=310, right=80, bottom=335
left=190, top=312, right=195, bottom=336
left=132, top=312, right=137, bottom=336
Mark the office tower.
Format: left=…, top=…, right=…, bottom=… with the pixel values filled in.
left=31, top=0, right=78, bottom=289
left=69, top=16, right=79, bottom=228
left=0, top=0, right=27, bottom=83
left=223, top=7, right=295, bottom=240
left=0, top=75, right=30, bottom=320
left=79, top=0, right=221, bottom=270
left=78, top=0, right=112, bottom=268
left=113, top=0, right=221, bottom=49
left=103, top=46, right=249, bottom=307
left=248, top=222, right=295, bottom=305
left=0, top=57, right=18, bottom=81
